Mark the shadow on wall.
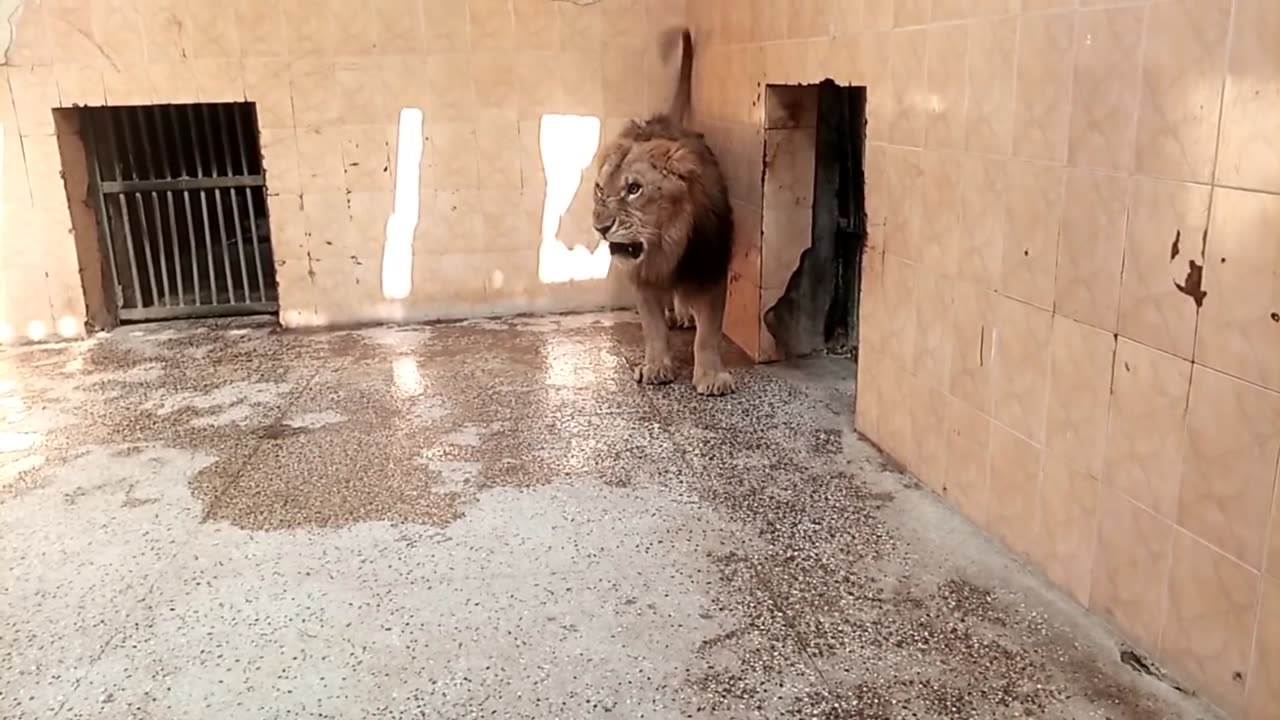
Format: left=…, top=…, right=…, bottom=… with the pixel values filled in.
left=377, top=110, right=613, bottom=310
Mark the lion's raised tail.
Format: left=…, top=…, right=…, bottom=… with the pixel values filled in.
left=667, top=28, right=693, bottom=124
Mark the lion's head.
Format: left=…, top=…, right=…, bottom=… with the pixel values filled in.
left=591, top=125, right=707, bottom=285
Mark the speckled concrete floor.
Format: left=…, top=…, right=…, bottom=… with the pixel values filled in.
left=1, top=312, right=1220, bottom=719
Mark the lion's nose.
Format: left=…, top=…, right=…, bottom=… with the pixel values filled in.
left=593, top=219, right=616, bottom=237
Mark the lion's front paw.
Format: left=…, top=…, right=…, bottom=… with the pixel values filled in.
left=634, top=360, right=675, bottom=385
left=694, top=370, right=736, bottom=396
left=665, top=306, right=695, bottom=330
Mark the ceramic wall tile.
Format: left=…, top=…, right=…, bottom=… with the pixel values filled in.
left=1012, top=11, right=1076, bottom=162
left=1054, top=168, right=1127, bottom=332
left=993, top=296, right=1053, bottom=445
left=1103, top=339, right=1191, bottom=520
left=1090, top=486, right=1174, bottom=650
left=1160, top=531, right=1261, bottom=712
left=1134, top=0, right=1230, bottom=183
left=1066, top=5, right=1145, bottom=172
left=1117, top=177, right=1210, bottom=360
left=1217, top=0, right=1280, bottom=194
left=1044, top=315, right=1115, bottom=477
left=1179, top=365, right=1280, bottom=571
left=1197, top=188, right=1280, bottom=393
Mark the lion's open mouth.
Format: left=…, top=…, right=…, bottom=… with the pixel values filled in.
left=608, top=241, right=644, bottom=260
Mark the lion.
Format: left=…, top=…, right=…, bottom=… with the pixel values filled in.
left=591, top=28, right=736, bottom=396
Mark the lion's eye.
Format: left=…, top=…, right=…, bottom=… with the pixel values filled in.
left=626, top=182, right=642, bottom=196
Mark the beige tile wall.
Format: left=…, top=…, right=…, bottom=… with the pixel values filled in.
left=689, top=1, right=1278, bottom=717
left=0, top=0, right=686, bottom=340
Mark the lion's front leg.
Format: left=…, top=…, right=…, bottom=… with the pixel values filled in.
left=635, top=285, right=675, bottom=385
left=688, top=282, right=735, bottom=396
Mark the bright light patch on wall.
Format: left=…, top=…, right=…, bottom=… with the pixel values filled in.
left=25, top=321, right=46, bottom=342
left=537, top=113, right=611, bottom=285
left=382, top=108, right=425, bottom=301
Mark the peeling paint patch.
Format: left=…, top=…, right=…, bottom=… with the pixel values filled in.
left=1173, top=260, right=1207, bottom=308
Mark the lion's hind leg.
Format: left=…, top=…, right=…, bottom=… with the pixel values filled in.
left=665, top=292, right=696, bottom=330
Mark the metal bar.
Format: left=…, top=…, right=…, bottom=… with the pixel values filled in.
left=147, top=105, right=185, bottom=305
left=117, top=108, right=162, bottom=306
left=115, top=194, right=145, bottom=310
left=99, top=175, right=267, bottom=193
left=168, top=105, right=201, bottom=305
left=135, top=191, right=170, bottom=307
left=118, top=301, right=278, bottom=322
left=226, top=190, right=252, bottom=304
left=217, top=105, right=252, bottom=303
left=199, top=106, right=237, bottom=304
left=231, top=102, right=251, bottom=176
left=133, top=107, right=173, bottom=308
left=187, top=105, right=220, bottom=305
left=83, top=113, right=125, bottom=311
left=230, top=104, right=268, bottom=301
left=244, top=192, right=267, bottom=301
left=211, top=186, right=236, bottom=304
left=102, top=114, right=145, bottom=309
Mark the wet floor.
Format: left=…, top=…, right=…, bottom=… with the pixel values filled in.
left=1, top=312, right=1220, bottom=719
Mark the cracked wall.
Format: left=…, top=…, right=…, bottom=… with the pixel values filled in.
left=0, top=0, right=22, bottom=64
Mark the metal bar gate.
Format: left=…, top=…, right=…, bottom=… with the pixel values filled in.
left=83, top=103, right=277, bottom=322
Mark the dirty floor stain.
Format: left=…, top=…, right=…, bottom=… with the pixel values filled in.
left=0, top=313, right=1220, bottom=719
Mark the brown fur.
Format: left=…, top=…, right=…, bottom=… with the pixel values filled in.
left=591, top=28, right=736, bottom=396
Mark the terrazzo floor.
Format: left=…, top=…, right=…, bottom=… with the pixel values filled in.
left=0, top=312, right=1220, bottom=719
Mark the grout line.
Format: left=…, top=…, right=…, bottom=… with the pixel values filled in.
left=1183, top=0, right=1239, bottom=374
left=1120, top=0, right=1155, bottom=178
left=7, top=71, right=35, bottom=208
left=1113, top=178, right=1133, bottom=335
left=1206, top=0, right=1237, bottom=193
left=1245, top=454, right=1280, bottom=704
left=1006, top=8, right=1024, bottom=159
left=1055, top=7, right=1082, bottom=167
left=1151, top=514, right=1179, bottom=667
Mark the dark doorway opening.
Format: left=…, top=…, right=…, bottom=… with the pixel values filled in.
left=81, top=103, right=276, bottom=324
left=762, top=81, right=867, bottom=361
